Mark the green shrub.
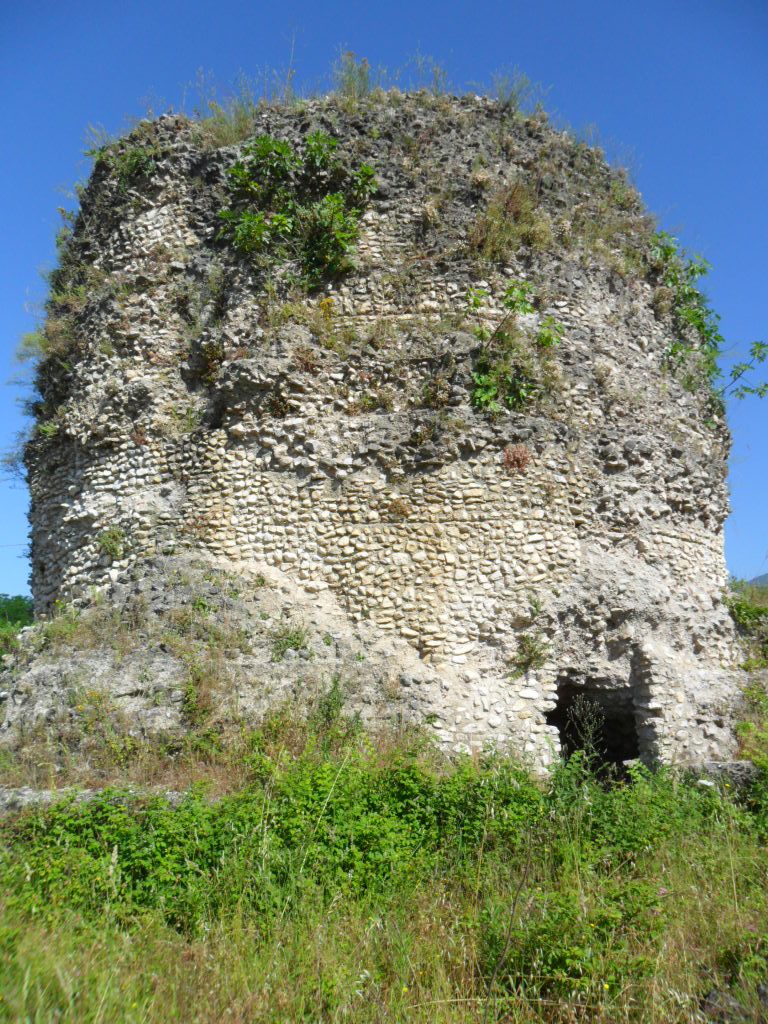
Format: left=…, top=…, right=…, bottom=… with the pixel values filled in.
left=0, top=594, right=33, bottom=627
left=299, top=191, right=360, bottom=283
left=218, top=131, right=376, bottom=290
left=0, top=593, right=33, bottom=659
left=111, top=145, right=159, bottom=193
left=536, top=314, right=564, bottom=349
left=0, top=742, right=543, bottom=930
left=86, top=127, right=161, bottom=195
left=734, top=665, right=768, bottom=775
left=2, top=723, right=768, bottom=1022
left=481, top=878, right=665, bottom=1002
left=509, top=632, right=549, bottom=678
left=650, top=231, right=723, bottom=390
left=0, top=737, right=740, bottom=936
left=650, top=232, right=767, bottom=404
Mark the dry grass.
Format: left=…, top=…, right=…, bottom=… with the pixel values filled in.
left=469, top=181, right=554, bottom=262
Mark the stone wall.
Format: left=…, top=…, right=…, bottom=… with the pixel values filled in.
left=13, top=92, right=742, bottom=768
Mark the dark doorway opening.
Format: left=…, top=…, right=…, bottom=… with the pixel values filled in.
left=546, top=680, right=641, bottom=766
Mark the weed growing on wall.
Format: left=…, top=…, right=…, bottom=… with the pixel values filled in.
left=218, top=131, right=377, bottom=289
left=333, top=51, right=376, bottom=105
left=502, top=443, right=531, bottom=474
left=468, top=281, right=563, bottom=414
left=85, top=121, right=165, bottom=196
left=270, top=622, right=309, bottom=661
left=509, top=632, right=550, bottom=678
left=96, top=527, right=126, bottom=562
left=728, top=580, right=768, bottom=671
left=650, top=231, right=768, bottom=404
left=0, top=594, right=33, bottom=661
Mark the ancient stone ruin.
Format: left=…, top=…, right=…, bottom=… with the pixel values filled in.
left=2, top=92, right=743, bottom=769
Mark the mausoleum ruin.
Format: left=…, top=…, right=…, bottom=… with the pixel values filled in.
left=2, top=92, right=742, bottom=769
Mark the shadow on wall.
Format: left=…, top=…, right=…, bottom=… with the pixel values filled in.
left=546, top=678, right=643, bottom=765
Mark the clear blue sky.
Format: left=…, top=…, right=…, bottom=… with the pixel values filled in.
left=1, top=0, right=766, bottom=595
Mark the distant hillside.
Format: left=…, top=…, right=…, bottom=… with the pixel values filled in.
left=750, top=573, right=768, bottom=587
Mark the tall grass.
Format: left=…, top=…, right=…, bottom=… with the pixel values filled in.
left=0, top=714, right=767, bottom=1022
left=187, top=55, right=545, bottom=150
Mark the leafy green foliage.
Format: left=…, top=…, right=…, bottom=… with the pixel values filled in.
left=728, top=580, right=768, bottom=667
left=85, top=125, right=162, bottom=195
left=726, top=341, right=768, bottom=400
left=471, top=355, right=539, bottom=412
left=468, top=281, right=562, bottom=413
left=481, top=879, right=665, bottom=1001
left=96, top=527, right=126, bottom=562
left=299, top=192, right=361, bottom=283
left=536, top=314, right=564, bottom=349
left=0, top=593, right=33, bottom=660
left=509, top=632, right=549, bottom=678
left=218, top=131, right=376, bottom=289
left=465, top=285, right=489, bottom=310
left=36, top=419, right=60, bottom=439
left=2, top=722, right=767, bottom=1022
left=651, top=231, right=723, bottom=385
left=110, top=145, right=159, bottom=193
left=0, top=594, right=33, bottom=627
left=650, top=231, right=767, bottom=402
left=0, top=741, right=543, bottom=929
left=736, top=677, right=768, bottom=780
left=501, top=280, right=536, bottom=315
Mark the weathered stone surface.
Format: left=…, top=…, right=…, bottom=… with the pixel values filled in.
left=699, top=760, right=760, bottom=790
left=3, top=93, right=746, bottom=769
left=0, top=786, right=186, bottom=814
